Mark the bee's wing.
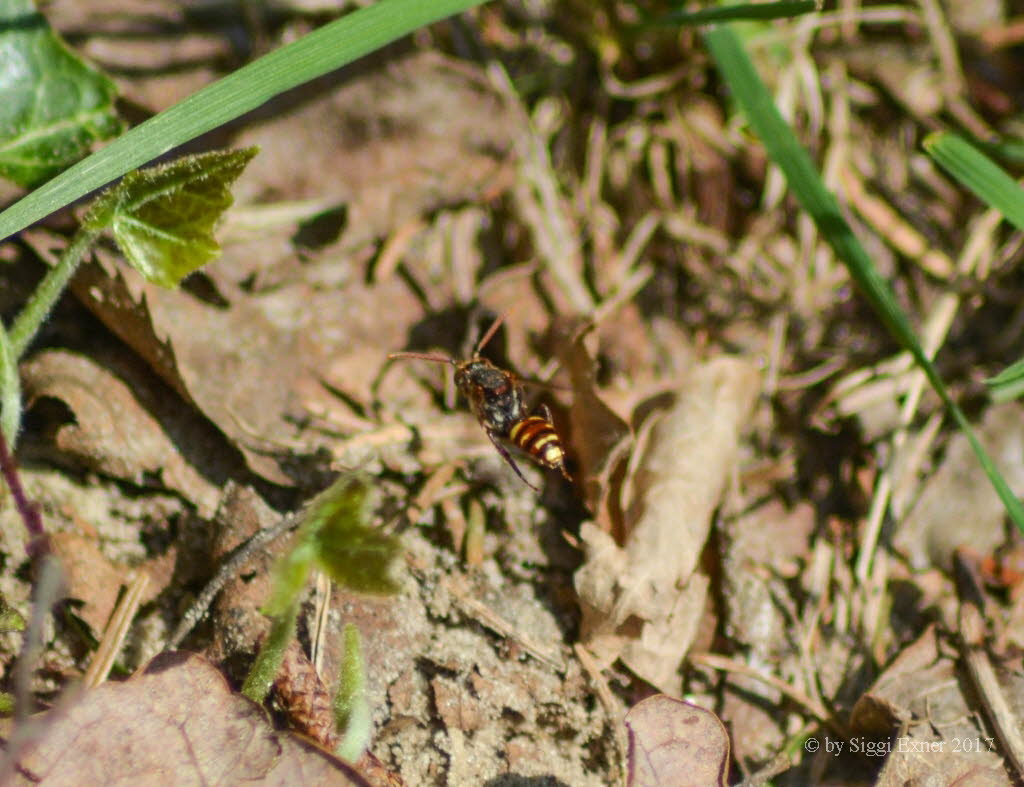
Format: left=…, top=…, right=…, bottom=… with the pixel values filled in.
left=515, top=376, right=573, bottom=393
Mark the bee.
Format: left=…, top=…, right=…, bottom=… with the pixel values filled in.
left=388, top=319, right=571, bottom=491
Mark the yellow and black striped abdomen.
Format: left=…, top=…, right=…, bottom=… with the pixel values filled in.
left=509, top=415, right=570, bottom=480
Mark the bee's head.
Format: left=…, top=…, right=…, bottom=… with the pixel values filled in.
left=456, top=359, right=512, bottom=396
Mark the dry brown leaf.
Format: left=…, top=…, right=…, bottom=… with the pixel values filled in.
left=205, top=485, right=279, bottom=676
left=6, top=651, right=371, bottom=786
left=574, top=356, right=760, bottom=691
left=21, top=349, right=223, bottom=516
left=555, top=322, right=632, bottom=533
left=71, top=258, right=297, bottom=486
left=896, top=403, right=1024, bottom=571
left=293, top=275, right=426, bottom=430
left=431, top=674, right=487, bottom=732
left=231, top=50, right=516, bottom=257
left=717, top=500, right=815, bottom=766
left=50, top=532, right=126, bottom=635
left=851, top=626, right=1010, bottom=786
left=624, top=694, right=729, bottom=787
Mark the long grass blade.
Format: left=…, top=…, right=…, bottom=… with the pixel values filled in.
left=924, top=132, right=1024, bottom=233
left=0, top=0, right=486, bottom=243
left=704, top=24, right=1024, bottom=531
left=660, top=1, right=817, bottom=25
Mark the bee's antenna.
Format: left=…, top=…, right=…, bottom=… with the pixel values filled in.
left=473, top=314, right=506, bottom=356
left=387, top=352, right=457, bottom=365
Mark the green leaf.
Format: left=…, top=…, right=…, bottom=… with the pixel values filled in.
left=986, top=359, right=1024, bottom=403
left=334, top=623, right=371, bottom=763
left=0, top=0, right=487, bottom=243
left=924, top=132, right=1024, bottom=233
left=314, top=526, right=402, bottom=595
left=704, top=24, right=1024, bottom=533
left=0, top=0, right=121, bottom=188
left=312, top=477, right=401, bottom=596
left=263, top=472, right=400, bottom=618
left=83, top=147, right=258, bottom=288
left=263, top=540, right=317, bottom=619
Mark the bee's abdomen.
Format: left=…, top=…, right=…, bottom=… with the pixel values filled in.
left=509, top=416, right=569, bottom=476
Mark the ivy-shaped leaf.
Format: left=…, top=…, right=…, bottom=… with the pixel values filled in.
left=264, top=540, right=318, bottom=619
left=314, top=524, right=402, bottom=595
left=312, top=478, right=401, bottom=595
left=264, top=473, right=400, bottom=617
left=84, top=147, right=258, bottom=287
left=0, top=0, right=122, bottom=188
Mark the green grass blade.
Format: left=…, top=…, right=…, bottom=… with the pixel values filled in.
left=0, top=0, right=486, bottom=242
left=660, top=1, right=817, bottom=25
left=986, top=359, right=1024, bottom=403
left=924, top=132, right=1024, bottom=232
left=704, top=24, right=1024, bottom=531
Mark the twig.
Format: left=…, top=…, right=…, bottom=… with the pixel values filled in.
left=487, top=63, right=595, bottom=315
left=411, top=561, right=565, bottom=671
left=574, top=644, right=628, bottom=787
left=955, top=551, right=1024, bottom=781
left=310, top=570, right=332, bottom=676
left=167, top=511, right=300, bottom=649
left=689, top=651, right=847, bottom=738
left=83, top=573, right=150, bottom=688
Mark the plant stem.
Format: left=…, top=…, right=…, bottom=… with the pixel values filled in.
left=9, top=226, right=100, bottom=359
left=0, top=430, right=47, bottom=557
left=14, top=554, right=62, bottom=719
left=0, top=321, right=19, bottom=444
left=241, top=599, right=299, bottom=704
left=334, top=623, right=371, bottom=762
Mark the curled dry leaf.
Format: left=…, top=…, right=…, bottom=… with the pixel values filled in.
left=6, top=651, right=370, bottom=786
left=49, top=531, right=127, bottom=635
left=624, top=694, right=729, bottom=787
left=574, top=356, right=760, bottom=691
left=555, top=321, right=631, bottom=534
left=70, top=257, right=297, bottom=486
left=851, top=626, right=1009, bottom=786
left=21, top=349, right=222, bottom=516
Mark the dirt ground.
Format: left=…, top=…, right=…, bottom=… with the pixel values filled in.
left=3, top=1, right=1024, bottom=785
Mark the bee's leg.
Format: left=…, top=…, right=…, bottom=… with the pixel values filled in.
left=485, top=430, right=539, bottom=492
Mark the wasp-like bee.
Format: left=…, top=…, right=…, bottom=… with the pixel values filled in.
left=388, top=319, right=571, bottom=491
